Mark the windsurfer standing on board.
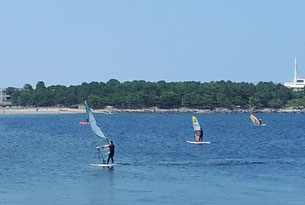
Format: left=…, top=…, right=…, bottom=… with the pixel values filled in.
left=199, top=127, right=203, bottom=141
left=103, top=141, right=115, bottom=164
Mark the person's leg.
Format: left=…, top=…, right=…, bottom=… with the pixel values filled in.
left=108, top=154, right=113, bottom=164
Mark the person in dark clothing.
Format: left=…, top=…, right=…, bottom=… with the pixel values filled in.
left=199, top=128, right=203, bottom=141
left=103, top=141, right=115, bottom=164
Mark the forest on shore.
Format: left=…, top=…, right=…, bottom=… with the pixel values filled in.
left=4, top=79, right=305, bottom=109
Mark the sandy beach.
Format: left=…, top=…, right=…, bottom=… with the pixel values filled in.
left=1, top=106, right=305, bottom=115
left=0, top=107, right=84, bottom=115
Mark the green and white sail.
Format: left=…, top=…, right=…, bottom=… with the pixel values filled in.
left=192, top=116, right=201, bottom=131
left=85, top=101, right=110, bottom=163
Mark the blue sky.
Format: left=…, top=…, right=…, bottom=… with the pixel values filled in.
left=1, top=0, right=305, bottom=88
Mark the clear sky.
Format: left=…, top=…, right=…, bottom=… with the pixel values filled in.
left=1, top=0, right=305, bottom=88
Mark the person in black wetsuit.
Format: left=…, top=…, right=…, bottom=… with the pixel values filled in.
left=104, top=141, right=115, bottom=164
left=199, top=127, right=203, bottom=141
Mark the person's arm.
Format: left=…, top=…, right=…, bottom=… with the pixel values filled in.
left=102, top=144, right=110, bottom=148
left=96, top=144, right=109, bottom=149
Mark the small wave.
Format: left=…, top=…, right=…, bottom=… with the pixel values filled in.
left=152, top=159, right=266, bottom=167
left=116, top=162, right=132, bottom=166
left=211, top=159, right=265, bottom=166
left=155, top=161, right=202, bottom=167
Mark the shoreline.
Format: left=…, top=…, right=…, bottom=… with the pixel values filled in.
left=1, top=106, right=305, bottom=115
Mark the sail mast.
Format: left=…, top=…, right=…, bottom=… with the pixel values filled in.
left=294, top=57, right=297, bottom=84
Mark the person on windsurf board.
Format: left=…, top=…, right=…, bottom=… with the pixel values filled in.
left=102, top=141, right=115, bottom=164
left=194, top=128, right=203, bottom=141
left=199, top=127, right=203, bottom=141
left=188, top=116, right=211, bottom=144
left=250, top=113, right=266, bottom=126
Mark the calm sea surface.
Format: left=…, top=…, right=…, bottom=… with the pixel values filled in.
left=1, top=113, right=305, bottom=205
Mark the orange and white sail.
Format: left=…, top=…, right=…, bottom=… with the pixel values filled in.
left=250, top=114, right=261, bottom=126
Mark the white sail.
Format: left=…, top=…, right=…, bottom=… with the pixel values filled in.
left=85, top=101, right=109, bottom=143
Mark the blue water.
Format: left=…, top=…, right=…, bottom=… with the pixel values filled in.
left=1, top=113, right=305, bottom=205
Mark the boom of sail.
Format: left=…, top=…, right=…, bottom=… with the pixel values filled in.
left=85, top=101, right=110, bottom=163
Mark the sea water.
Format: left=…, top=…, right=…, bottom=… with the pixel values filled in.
left=0, top=113, right=305, bottom=205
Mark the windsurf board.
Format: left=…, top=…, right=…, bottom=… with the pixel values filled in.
left=90, top=163, right=114, bottom=168
left=187, top=140, right=211, bottom=144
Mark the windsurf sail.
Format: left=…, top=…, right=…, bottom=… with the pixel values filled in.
left=250, top=114, right=261, bottom=126
left=192, top=116, right=201, bottom=141
left=192, top=116, right=201, bottom=131
left=85, top=101, right=110, bottom=163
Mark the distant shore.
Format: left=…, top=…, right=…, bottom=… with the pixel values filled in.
left=0, top=106, right=305, bottom=115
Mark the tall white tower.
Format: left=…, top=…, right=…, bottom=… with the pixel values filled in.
left=294, top=57, right=297, bottom=84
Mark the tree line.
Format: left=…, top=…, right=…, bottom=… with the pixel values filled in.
left=5, top=79, right=305, bottom=109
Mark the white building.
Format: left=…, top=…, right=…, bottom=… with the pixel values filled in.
left=0, top=89, right=10, bottom=102
left=284, top=57, right=305, bottom=91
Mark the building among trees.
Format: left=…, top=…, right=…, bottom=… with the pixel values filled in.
left=0, top=88, right=11, bottom=106
left=0, top=88, right=10, bottom=102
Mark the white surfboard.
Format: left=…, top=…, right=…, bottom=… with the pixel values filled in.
left=187, top=140, right=211, bottom=144
left=90, top=163, right=114, bottom=168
